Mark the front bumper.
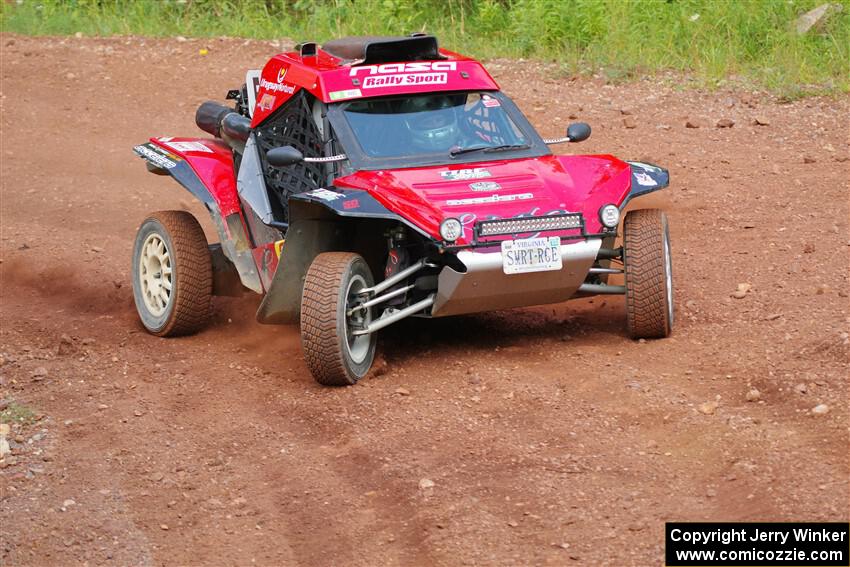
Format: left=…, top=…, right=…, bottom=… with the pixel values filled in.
left=431, top=238, right=602, bottom=317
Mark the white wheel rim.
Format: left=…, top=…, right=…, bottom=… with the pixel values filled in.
left=663, top=228, right=674, bottom=324
left=344, top=274, right=372, bottom=364
left=139, top=233, right=173, bottom=317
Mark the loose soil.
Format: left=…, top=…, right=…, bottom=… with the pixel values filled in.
left=1, top=34, right=848, bottom=566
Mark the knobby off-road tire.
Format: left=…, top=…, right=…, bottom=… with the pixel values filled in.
left=623, top=209, right=673, bottom=339
left=132, top=211, right=212, bottom=337
left=301, top=252, right=376, bottom=386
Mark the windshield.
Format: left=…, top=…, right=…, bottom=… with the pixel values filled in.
left=339, top=92, right=530, bottom=160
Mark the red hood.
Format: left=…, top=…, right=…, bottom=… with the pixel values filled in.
left=334, top=154, right=632, bottom=244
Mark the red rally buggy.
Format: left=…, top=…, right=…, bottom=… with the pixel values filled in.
left=132, top=35, right=674, bottom=386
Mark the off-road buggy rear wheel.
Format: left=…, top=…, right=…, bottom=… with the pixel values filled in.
left=132, top=210, right=212, bottom=337
left=623, top=209, right=673, bottom=339
left=300, top=252, right=376, bottom=386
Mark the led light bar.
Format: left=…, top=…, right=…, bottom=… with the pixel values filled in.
left=477, top=213, right=583, bottom=237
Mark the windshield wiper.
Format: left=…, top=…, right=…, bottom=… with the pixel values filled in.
left=449, top=143, right=530, bottom=158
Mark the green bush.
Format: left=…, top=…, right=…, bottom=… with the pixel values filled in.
left=2, top=0, right=847, bottom=93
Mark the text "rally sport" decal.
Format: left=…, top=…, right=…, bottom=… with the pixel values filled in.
left=350, top=62, right=457, bottom=89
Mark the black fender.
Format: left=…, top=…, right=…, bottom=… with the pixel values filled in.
left=622, top=161, right=670, bottom=208
left=255, top=187, right=426, bottom=324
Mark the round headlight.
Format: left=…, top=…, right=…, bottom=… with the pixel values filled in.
left=439, top=218, right=463, bottom=242
left=599, top=204, right=620, bottom=229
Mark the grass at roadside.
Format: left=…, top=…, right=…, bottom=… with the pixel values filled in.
left=1, top=401, right=38, bottom=427
left=2, top=0, right=848, bottom=95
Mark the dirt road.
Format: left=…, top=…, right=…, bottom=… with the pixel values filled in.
left=1, top=34, right=848, bottom=566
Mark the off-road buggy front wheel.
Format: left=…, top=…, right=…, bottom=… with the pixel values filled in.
left=131, top=211, right=212, bottom=336
left=623, top=209, right=673, bottom=339
left=300, top=252, right=377, bottom=386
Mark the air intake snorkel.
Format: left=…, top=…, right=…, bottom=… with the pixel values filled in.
left=195, top=101, right=250, bottom=153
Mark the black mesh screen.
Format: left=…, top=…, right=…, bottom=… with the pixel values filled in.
left=255, top=91, right=325, bottom=220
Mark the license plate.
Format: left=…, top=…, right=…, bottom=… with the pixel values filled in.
left=501, top=236, right=562, bottom=275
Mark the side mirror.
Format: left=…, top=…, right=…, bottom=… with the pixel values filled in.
left=542, top=122, right=592, bottom=145
left=566, top=122, right=591, bottom=142
left=267, top=145, right=304, bottom=167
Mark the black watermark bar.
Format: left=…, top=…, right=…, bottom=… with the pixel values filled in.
left=666, top=522, right=849, bottom=566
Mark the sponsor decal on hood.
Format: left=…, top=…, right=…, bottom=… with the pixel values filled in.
left=441, top=168, right=491, bottom=180
left=445, top=193, right=534, bottom=207
left=469, top=181, right=501, bottom=192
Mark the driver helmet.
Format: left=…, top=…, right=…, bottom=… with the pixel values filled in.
left=401, top=95, right=460, bottom=150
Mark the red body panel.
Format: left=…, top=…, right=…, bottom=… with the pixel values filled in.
left=148, top=137, right=630, bottom=249
left=251, top=48, right=499, bottom=127
left=150, top=137, right=240, bottom=216
left=334, top=155, right=632, bottom=245
left=252, top=242, right=280, bottom=291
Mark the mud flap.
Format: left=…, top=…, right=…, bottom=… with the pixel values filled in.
left=255, top=218, right=343, bottom=324
left=209, top=243, right=244, bottom=296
